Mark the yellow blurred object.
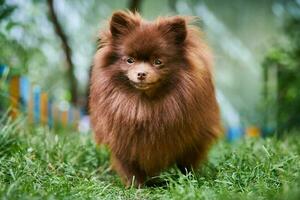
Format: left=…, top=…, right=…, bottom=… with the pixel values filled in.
left=61, top=110, right=68, bottom=127
left=246, top=126, right=261, bottom=137
left=40, top=92, right=48, bottom=124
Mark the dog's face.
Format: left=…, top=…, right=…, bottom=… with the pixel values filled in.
left=108, top=12, right=187, bottom=91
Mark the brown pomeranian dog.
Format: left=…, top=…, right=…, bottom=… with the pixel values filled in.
left=89, top=11, right=221, bottom=187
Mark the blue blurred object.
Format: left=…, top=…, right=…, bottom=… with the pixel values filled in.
left=33, top=86, right=41, bottom=123
left=19, top=76, right=30, bottom=112
left=0, top=64, right=8, bottom=76
left=68, top=106, right=73, bottom=124
left=227, top=126, right=244, bottom=141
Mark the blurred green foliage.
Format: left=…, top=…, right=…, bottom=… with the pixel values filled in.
left=0, top=0, right=44, bottom=75
left=0, top=0, right=14, bottom=110
left=262, top=1, right=300, bottom=132
left=0, top=0, right=70, bottom=105
left=0, top=0, right=15, bottom=19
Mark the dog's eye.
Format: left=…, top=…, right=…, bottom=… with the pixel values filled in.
left=126, top=57, right=135, bottom=64
left=154, top=59, right=163, bottom=66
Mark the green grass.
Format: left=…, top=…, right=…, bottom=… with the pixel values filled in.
left=0, top=118, right=300, bottom=200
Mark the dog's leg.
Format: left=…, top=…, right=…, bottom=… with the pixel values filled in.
left=111, top=155, right=146, bottom=188
left=176, top=147, right=209, bottom=175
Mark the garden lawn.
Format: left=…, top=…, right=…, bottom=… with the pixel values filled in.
left=0, top=118, right=299, bottom=200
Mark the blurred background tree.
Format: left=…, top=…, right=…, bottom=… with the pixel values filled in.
left=0, top=0, right=43, bottom=76
left=262, top=0, right=300, bottom=133
left=46, top=0, right=78, bottom=104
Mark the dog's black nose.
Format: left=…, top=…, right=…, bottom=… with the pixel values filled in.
left=137, top=72, right=147, bottom=80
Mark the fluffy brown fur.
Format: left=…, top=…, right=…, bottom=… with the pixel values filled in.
left=89, top=10, right=221, bottom=187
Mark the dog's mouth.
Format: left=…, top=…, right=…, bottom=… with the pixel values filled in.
left=130, top=81, right=158, bottom=90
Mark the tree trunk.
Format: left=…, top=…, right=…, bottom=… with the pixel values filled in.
left=129, top=0, right=142, bottom=12
left=46, top=0, right=78, bottom=104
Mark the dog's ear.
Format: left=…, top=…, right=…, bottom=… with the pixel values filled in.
left=159, top=17, right=187, bottom=45
left=110, top=11, right=140, bottom=38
